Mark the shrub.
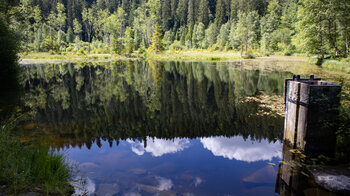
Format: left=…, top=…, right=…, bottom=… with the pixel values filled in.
left=77, top=48, right=86, bottom=56
left=169, top=41, right=185, bottom=51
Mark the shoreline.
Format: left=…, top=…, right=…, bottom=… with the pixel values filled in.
left=19, top=51, right=309, bottom=65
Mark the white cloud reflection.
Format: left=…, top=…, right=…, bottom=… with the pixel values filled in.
left=156, top=176, right=173, bottom=191
left=72, top=177, right=96, bottom=196
left=128, top=137, right=190, bottom=157
left=200, top=136, right=281, bottom=162
left=194, top=177, right=203, bottom=187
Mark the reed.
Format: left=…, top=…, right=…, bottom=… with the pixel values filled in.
left=0, top=124, right=74, bottom=195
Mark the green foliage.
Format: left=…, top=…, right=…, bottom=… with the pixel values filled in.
left=77, top=48, right=86, bottom=56
left=294, top=0, right=350, bottom=59
left=124, top=26, right=134, bottom=54
left=41, top=36, right=59, bottom=52
left=217, top=22, right=231, bottom=50
left=67, top=27, right=74, bottom=43
left=0, top=124, right=74, bottom=194
left=148, top=23, right=163, bottom=53
left=185, top=25, right=193, bottom=49
left=205, top=22, right=219, bottom=49
left=6, top=0, right=350, bottom=59
left=198, top=0, right=210, bottom=27
left=0, top=15, right=19, bottom=91
left=162, top=30, right=175, bottom=50
left=169, top=40, right=185, bottom=50
left=73, top=18, right=82, bottom=37
left=233, top=11, right=260, bottom=56
left=192, top=23, right=205, bottom=48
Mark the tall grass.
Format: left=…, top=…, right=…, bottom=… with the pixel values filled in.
left=322, top=60, right=350, bottom=74
left=335, top=80, right=350, bottom=162
left=0, top=124, right=74, bottom=195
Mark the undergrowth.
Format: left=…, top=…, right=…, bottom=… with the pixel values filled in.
left=0, top=123, right=74, bottom=195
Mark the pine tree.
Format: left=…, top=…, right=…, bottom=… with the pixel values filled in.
left=198, top=0, right=209, bottom=27
left=185, top=25, right=193, bottom=48
left=73, top=18, right=82, bottom=40
left=162, top=0, right=172, bottom=30
left=124, top=26, right=134, bottom=54
left=176, top=0, right=188, bottom=27
left=215, top=0, right=226, bottom=27
left=187, top=0, right=195, bottom=26
left=148, top=23, right=163, bottom=53
left=67, top=27, right=74, bottom=43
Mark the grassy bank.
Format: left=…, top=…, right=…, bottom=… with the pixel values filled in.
left=20, top=50, right=309, bottom=65
left=307, top=56, right=350, bottom=74
left=0, top=123, right=74, bottom=195
left=20, top=50, right=247, bottom=62
left=146, top=50, right=245, bottom=61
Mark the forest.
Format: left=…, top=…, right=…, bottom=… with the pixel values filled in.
left=1, top=0, right=350, bottom=59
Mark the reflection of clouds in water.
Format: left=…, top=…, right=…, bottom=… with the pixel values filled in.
left=123, top=192, right=141, bottom=196
left=71, top=177, right=95, bottom=196
left=156, top=176, right=173, bottom=191
left=200, top=136, right=282, bottom=162
left=128, top=137, right=190, bottom=157
left=194, top=177, right=203, bottom=187
left=129, top=142, right=145, bottom=156
left=183, top=193, right=195, bottom=196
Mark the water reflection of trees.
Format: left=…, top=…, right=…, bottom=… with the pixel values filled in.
left=21, top=61, right=290, bottom=150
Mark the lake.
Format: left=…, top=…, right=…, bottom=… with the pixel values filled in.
left=8, top=59, right=329, bottom=195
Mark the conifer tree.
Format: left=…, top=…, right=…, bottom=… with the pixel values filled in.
left=148, top=23, right=163, bottom=53
left=187, top=0, right=195, bottom=26
left=215, top=0, right=226, bottom=27
left=198, top=0, right=209, bottom=27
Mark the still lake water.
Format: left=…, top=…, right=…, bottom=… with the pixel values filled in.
left=17, top=60, right=293, bottom=195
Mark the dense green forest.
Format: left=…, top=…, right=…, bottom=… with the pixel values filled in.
left=2, top=0, right=350, bottom=58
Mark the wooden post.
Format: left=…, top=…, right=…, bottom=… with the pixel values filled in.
left=283, top=75, right=341, bottom=156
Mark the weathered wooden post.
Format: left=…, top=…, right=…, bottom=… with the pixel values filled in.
left=284, top=75, right=341, bottom=156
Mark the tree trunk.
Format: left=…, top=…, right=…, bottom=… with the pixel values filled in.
left=334, top=23, right=337, bottom=56
left=59, top=30, right=62, bottom=53
left=240, top=43, right=243, bottom=58
left=346, top=24, right=349, bottom=57
left=320, top=31, right=324, bottom=61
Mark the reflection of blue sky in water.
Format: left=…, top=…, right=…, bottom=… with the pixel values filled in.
left=201, top=136, right=282, bottom=162
left=68, top=136, right=281, bottom=195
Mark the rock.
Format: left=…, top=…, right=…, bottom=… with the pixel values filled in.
left=303, top=188, right=336, bottom=196
left=97, top=184, right=120, bottom=196
left=80, top=162, right=100, bottom=168
left=137, top=184, right=176, bottom=196
left=243, top=165, right=276, bottom=184
left=314, top=173, right=350, bottom=194
left=129, top=168, right=147, bottom=175
left=311, top=164, right=350, bottom=195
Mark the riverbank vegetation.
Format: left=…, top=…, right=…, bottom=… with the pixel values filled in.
left=3, top=0, right=348, bottom=63
left=1, top=3, right=75, bottom=194
left=0, top=123, right=74, bottom=195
